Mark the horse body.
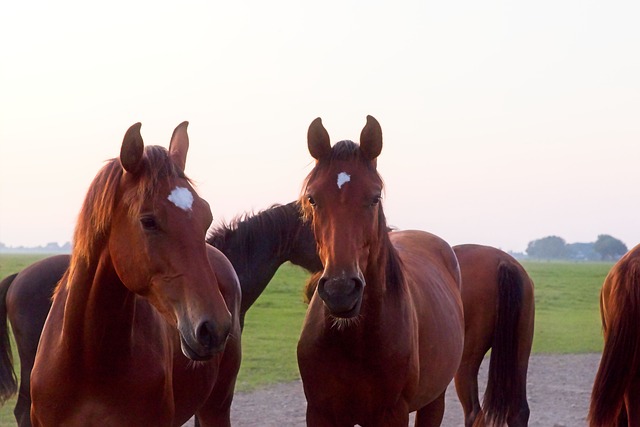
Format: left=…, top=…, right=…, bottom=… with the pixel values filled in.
left=589, top=243, right=640, bottom=427
left=30, top=123, right=240, bottom=427
left=299, top=230, right=464, bottom=426
left=298, top=116, right=464, bottom=426
left=453, top=244, right=534, bottom=427
left=0, top=255, right=69, bottom=425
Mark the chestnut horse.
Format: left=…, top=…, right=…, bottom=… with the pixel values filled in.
left=589, top=244, right=640, bottom=427
left=303, top=244, right=534, bottom=427
left=29, top=123, right=241, bottom=426
left=297, top=116, right=464, bottom=426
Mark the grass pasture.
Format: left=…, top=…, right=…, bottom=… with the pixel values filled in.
left=0, top=254, right=613, bottom=424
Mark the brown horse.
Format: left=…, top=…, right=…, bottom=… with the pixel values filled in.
left=453, top=244, right=534, bottom=427
left=297, top=116, right=465, bottom=426
left=303, top=243, right=535, bottom=427
left=589, top=244, right=640, bottom=427
left=29, top=123, right=241, bottom=426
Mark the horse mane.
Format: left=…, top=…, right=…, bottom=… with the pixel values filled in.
left=299, top=140, right=405, bottom=291
left=206, top=202, right=303, bottom=264
left=60, top=146, right=188, bottom=295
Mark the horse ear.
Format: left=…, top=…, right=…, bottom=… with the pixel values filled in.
left=169, top=121, right=189, bottom=171
left=359, top=115, right=382, bottom=162
left=307, top=117, right=331, bottom=160
left=120, top=122, right=144, bottom=174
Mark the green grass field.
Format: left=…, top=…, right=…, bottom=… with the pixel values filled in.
left=0, top=254, right=613, bottom=424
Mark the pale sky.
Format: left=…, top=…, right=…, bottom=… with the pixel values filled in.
left=1, top=1, right=639, bottom=253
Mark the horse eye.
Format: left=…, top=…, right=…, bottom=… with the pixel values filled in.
left=307, top=196, right=317, bottom=207
left=371, top=195, right=381, bottom=206
left=140, top=215, right=159, bottom=231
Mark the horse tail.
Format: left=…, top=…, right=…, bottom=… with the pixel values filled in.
left=481, top=261, right=523, bottom=426
left=0, top=273, right=18, bottom=403
left=589, top=258, right=640, bottom=427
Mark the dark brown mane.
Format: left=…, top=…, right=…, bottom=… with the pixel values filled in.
left=63, top=145, right=188, bottom=293
left=299, top=139, right=405, bottom=291
left=206, top=203, right=302, bottom=260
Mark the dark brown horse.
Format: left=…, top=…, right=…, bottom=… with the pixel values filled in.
left=29, top=123, right=241, bottom=426
left=589, top=244, right=640, bottom=427
left=297, top=116, right=465, bottom=426
left=0, top=202, right=318, bottom=427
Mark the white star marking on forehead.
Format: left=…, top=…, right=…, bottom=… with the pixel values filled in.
left=167, top=187, right=194, bottom=211
left=337, top=172, right=351, bottom=189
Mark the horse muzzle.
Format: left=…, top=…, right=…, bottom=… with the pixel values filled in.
left=317, top=273, right=365, bottom=318
left=179, top=319, right=231, bottom=361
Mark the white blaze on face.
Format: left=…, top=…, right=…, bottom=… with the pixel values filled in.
left=168, top=186, right=194, bottom=211
left=337, top=172, right=351, bottom=189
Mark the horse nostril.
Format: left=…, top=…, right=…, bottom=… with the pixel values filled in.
left=196, top=321, right=215, bottom=350
left=196, top=320, right=231, bottom=352
left=352, top=276, right=364, bottom=293
left=317, top=276, right=328, bottom=294
left=318, top=275, right=363, bottom=298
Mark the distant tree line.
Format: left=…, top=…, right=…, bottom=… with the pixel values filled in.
left=0, top=241, right=71, bottom=254
left=526, top=234, right=628, bottom=261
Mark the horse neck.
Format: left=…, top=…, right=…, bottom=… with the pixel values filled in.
left=212, top=213, right=294, bottom=310
left=62, top=250, right=139, bottom=365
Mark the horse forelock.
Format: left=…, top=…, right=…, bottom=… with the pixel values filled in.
left=66, top=145, right=189, bottom=290
left=300, top=140, right=381, bottom=221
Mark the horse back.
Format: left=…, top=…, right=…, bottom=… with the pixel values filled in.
left=390, top=230, right=465, bottom=407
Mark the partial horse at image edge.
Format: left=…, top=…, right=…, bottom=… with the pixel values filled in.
left=589, top=244, right=640, bottom=426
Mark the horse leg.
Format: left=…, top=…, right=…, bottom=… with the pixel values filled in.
left=454, top=350, right=484, bottom=427
left=414, top=391, right=446, bottom=427
left=15, top=369, right=32, bottom=427
left=200, top=392, right=235, bottom=424
left=305, top=404, right=343, bottom=427
left=194, top=379, right=234, bottom=427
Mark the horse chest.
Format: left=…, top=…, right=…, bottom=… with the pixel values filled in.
left=300, top=332, right=413, bottom=418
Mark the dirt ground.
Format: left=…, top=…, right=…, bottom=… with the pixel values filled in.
left=219, top=353, right=601, bottom=427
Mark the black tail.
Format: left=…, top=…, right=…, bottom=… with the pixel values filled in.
left=589, top=259, right=640, bottom=426
left=482, top=261, right=524, bottom=426
left=0, top=273, right=18, bottom=403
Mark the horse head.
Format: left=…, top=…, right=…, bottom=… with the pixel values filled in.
left=109, top=122, right=232, bottom=360
left=301, top=116, right=385, bottom=319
